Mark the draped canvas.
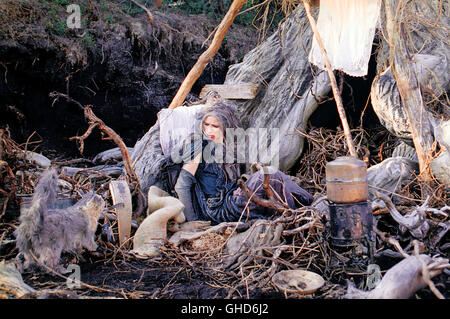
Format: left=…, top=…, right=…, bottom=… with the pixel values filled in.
left=308, top=0, right=381, bottom=77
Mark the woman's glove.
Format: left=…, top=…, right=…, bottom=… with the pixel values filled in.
left=174, top=168, right=199, bottom=221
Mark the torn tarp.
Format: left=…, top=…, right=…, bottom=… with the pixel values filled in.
left=308, top=0, right=381, bottom=77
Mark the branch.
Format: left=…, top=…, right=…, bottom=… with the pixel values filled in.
left=168, top=0, right=247, bottom=109
left=49, top=92, right=146, bottom=218
left=130, top=0, right=153, bottom=22
left=376, top=192, right=429, bottom=238
left=302, top=0, right=357, bottom=158
left=413, top=240, right=445, bottom=299
left=237, top=179, right=287, bottom=212
left=373, top=227, right=409, bottom=258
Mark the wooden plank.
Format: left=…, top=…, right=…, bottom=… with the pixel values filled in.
left=109, top=180, right=132, bottom=248
left=200, top=83, right=259, bottom=100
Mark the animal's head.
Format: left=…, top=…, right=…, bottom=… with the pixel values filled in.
left=78, top=192, right=105, bottom=232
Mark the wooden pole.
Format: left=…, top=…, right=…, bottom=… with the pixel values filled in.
left=131, top=0, right=153, bottom=22
left=302, top=0, right=357, bottom=158
left=168, top=0, right=247, bottom=109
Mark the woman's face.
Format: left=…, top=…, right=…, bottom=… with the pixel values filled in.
left=202, top=116, right=224, bottom=144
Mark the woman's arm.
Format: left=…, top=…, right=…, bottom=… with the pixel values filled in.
left=174, top=152, right=202, bottom=221
left=182, top=152, right=201, bottom=176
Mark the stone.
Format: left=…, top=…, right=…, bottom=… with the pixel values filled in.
left=430, top=151, right=450, bottom=186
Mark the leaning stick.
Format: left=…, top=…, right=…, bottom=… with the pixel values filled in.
left=168, top=0, right=247, bottom=109
left=130, top=0, right=153, bottom=22
left=28, top=251, right=118, bottom=295
left=302, top=0, right=357, bottom=158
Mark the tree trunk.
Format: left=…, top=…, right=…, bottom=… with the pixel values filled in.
left=384, top=0, right=435, bottom=197
left=225, top=5, right=330, bottom=171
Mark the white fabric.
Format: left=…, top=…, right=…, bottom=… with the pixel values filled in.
left=158, top=104, right=208, bottom=157
left=308, top=0, right=381, bottom=77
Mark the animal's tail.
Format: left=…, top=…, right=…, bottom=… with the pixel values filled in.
left=14, top=168, right=59, bottom=251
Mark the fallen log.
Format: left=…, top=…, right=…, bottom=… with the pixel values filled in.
left=344, top=254, right=449, bottom=299
left=93, top=147, right=134, bottom=164
left=61, top=165, right=124, bottom=178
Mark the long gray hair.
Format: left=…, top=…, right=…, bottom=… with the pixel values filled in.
left=197, top=100, right=243, bottom=179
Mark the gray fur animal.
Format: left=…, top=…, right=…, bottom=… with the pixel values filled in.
left=14, top=168, right=105, bottom=273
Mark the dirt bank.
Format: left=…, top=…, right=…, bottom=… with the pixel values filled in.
left=0, top=0, right=258, bottom=158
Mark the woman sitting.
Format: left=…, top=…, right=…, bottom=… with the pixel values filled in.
left=173, top=100, right=313, bottom=225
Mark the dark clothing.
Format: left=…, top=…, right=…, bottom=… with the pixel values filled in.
left=174, top=138, right=314, bottom=225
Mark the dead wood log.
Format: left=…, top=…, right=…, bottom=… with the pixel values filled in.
left=168, top=0, right=247, bottom=109
left=61, top=165, right=124, bottom=178
left=384, top=0, right=436, bottom=197
left=93, top=147, right=134, bottom=164
left=376, top=192, right=429, bottom=239
left=344, top=253, right=449, bottom=299
left=16, top=151, right=51, bottom=169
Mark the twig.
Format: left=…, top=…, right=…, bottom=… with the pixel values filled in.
left=28, top=251, right=118, bottom=295
left=281, top=218, right=320, bottom=236
left=373, top=227, right=409, bottom=258
left=413, top=240, right=445, bottom=299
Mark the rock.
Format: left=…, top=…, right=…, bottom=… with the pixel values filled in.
left=431, top=151, right=450, bottom=186
left=18, top=151, right=51, bottom=168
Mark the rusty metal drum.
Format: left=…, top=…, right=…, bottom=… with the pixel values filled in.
left=328, top=201, right=373, bottom=246
left=326, top=156, right=368, bottom=203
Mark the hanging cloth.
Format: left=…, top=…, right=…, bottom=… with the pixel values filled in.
left=308, top=0, right=381, bottom=77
